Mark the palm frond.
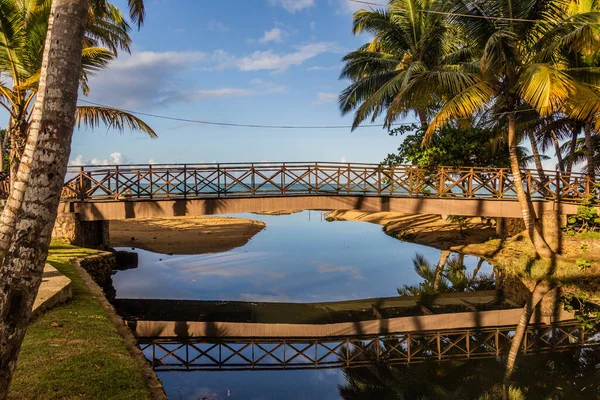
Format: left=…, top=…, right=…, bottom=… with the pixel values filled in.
left=76, top=106, right=157, bottom=138
left=425, top=80, right=495, bottom=141
left=517, top=64, right=574, bottom=116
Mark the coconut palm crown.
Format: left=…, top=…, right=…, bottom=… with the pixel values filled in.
left=0, top=0, right=155, bottom=174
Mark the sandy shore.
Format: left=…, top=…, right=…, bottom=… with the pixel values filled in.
left=110, top=216, right=265, bottom=255
left=325, top=210, right=495, bottom=250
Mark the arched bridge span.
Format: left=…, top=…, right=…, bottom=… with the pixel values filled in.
left=56, top=162, right=594, bottom=220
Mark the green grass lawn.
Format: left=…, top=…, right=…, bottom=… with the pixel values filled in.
left=8, top=243, right=153, bottom=400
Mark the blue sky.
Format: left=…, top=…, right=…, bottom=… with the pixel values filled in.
left=68, top=0, right=407, bottom=165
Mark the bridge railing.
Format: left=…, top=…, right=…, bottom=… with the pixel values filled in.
left=55, top=162, right=596, bottom=202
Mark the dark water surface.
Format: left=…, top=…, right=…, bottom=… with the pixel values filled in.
left=113, top=211, right=491, bottom=302
left=111, top=212, right=597, bottom=400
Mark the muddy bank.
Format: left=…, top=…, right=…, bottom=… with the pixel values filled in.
left=252, top=210, right=303, bottom=216
left=325, top=210, right=495, bottom=250
left=110, top=216, right=265, bottom=255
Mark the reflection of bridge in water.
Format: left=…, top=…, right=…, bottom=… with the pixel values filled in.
left=57, top=162, right=595, bottom=220
left=115, top=292, right=596, bottom=371
left=139, top=323, right=590, bottom=371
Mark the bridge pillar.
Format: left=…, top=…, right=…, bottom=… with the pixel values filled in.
left=52, top=213, right=110, bottom=249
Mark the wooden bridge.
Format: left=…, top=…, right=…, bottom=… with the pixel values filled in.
left=50, top=162, right=595, bottom=221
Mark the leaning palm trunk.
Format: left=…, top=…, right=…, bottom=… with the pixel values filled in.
left=432, top=250, right=450, bottom=291
left=527, top=132, right=547, bottom=183
left=508, top=116, right=554, bottom=259
left=0, top=1, right=90, bottom=397
left=502, top=281, right=553, bottom=400
left=565, top=129, right=578, bottom=177
left=584, top=122, right=596, bottom=183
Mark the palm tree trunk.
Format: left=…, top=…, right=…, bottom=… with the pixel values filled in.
left=507, top=116, right=554, bottom=259
left=565, top=129, right=578, bottom=177
left=502, top=281, right=553, bottom=400
left=433, top=250, right=450, bottom=291
left=528, top=132, right=547, bottom=182
left=0, top=1, right=89, bottom=397
left=417, top=109, right=428, bottom=129
left=584, top=121, right=595, bottom=182
left=551, top=130, right=564, bottom=173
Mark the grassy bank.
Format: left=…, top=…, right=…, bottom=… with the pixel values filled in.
left=8, top=243, right=153, bottom=400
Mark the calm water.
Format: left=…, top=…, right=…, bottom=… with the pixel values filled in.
left=113, top=211, right=492, bottom=302
left=111, top=212, right=598, bottom=399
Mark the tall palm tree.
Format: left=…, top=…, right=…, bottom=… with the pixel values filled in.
left=0, top=0, right=155, bottom=176
left=0, top=0, right=147, bottom=396
left=339, top=0, right=455, bottom=128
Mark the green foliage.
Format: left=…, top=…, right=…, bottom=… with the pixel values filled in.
left=563, top=293, right=600, bottom=330
left=581, top=243, right=589, bottom=252
left=576, top=258, right=592, bottom=270
left=565, top=196, right=600, bottom=235
left=382, top=124, right=524, bottom=169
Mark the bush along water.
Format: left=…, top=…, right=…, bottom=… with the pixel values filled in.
left=564, top=196, right=600, bottom=235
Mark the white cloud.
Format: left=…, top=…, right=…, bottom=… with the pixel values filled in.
left=236, top=42, right=342, bottom=72
left=69, top=152, right=130, bottom=166
left=207, top=20, right=229, bottom=32
left=85, top=50, right=287, bottom=109
left=316, top=263, right=363, bottom=280
left=340, top=156, right=347, bottom=163
left=307, top=65, right=340, bottom=71
left=313, top=92, right=337, bottom=105
left=335, top=0, right=368, bottom=14
left=269, top=0, right=315, bottom=13
left=259, top=28, right=287, bottom=44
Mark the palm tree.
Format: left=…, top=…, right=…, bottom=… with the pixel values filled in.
left=0, top=0, right=155, bottom=176
left=0, top=0, right=147, bottom=396
left=339, top=0, right=455, bottom=129
left=419, top=0, right=600, bottom=259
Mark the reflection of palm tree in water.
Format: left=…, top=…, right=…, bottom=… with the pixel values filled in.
left=399, top=252, right=494, bottom=296
left=338, top=339, right=600, bottom=399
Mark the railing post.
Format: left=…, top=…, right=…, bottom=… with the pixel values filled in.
left=217, top=163, right=221, bottom=197
left=408, top=166, right=413, bottom=196
left=347, top=163, right=351, bottom=194
left=149, top=164, right=153, bottom=199
left=115, top=165, right=119, bottom=198
left=251, top=163, right=255, bottom=195
left=281, top=163, right=285, bottom=195
left=79, top=166, right=85, bottom=200
left=498, top=169, right=504, bottom=199
left=183, top=164, right=187, bottom=199
left=314, top=162, right=319, bottom=194
left=439, top=166, right=445, bottom=197
left=377, top=166, right=382, bottom=195
left=468, top=167, right=474, bottom=198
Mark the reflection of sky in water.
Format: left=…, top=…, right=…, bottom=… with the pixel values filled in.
left=158, top=369, right=344, bottom=400
left=113, top=211, right=492, bottom=302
